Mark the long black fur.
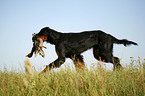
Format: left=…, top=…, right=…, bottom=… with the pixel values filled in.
left=28, top=27, right=138, bottom=72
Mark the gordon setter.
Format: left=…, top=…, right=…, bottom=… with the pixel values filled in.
left=26, top=27, right=138, bottom=73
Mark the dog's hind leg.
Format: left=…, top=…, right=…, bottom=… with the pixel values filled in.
left=112, top=57, right=122, bottom=70
left=93, top=45, right=122, bottom=70
left=71, top=54, right=85, bottom=71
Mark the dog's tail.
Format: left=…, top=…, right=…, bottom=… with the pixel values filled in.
left=113, top=37, right=138, bottom=46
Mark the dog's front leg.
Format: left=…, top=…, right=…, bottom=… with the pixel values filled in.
left=39, top=57, right=65, bottom=74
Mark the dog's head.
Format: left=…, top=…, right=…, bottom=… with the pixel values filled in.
left=27, top=27, right=55, bottom=58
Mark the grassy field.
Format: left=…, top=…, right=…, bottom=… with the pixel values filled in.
left=0, top=58, right=144, bottom=96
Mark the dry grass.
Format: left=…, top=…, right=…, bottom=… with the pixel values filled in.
left=0, top=58, right=144, bottom=96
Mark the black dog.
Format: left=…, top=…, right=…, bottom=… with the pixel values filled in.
left=27, top=27, right=137, bottom=73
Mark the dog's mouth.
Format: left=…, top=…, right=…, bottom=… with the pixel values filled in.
left=34, top=38, right=46, bottom=57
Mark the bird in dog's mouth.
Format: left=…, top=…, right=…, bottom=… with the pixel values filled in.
left=26, top=38, right=46, bottom=58
left=34, top=38, right=46, bottom=57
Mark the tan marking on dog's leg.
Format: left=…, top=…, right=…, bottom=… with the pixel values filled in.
left=56, top=51, right=59, bottom=56
left=74, top=59, right=85, bottom=71
left=39, top=65, right=49, bottom=74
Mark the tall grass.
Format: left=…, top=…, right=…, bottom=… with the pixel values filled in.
left=0, top=58, right=144, bottom=96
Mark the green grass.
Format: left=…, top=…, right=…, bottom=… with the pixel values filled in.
left=0, top=58, right=144, bottom=96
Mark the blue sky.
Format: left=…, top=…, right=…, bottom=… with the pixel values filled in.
left=0, top=0, right=145, bottom=72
